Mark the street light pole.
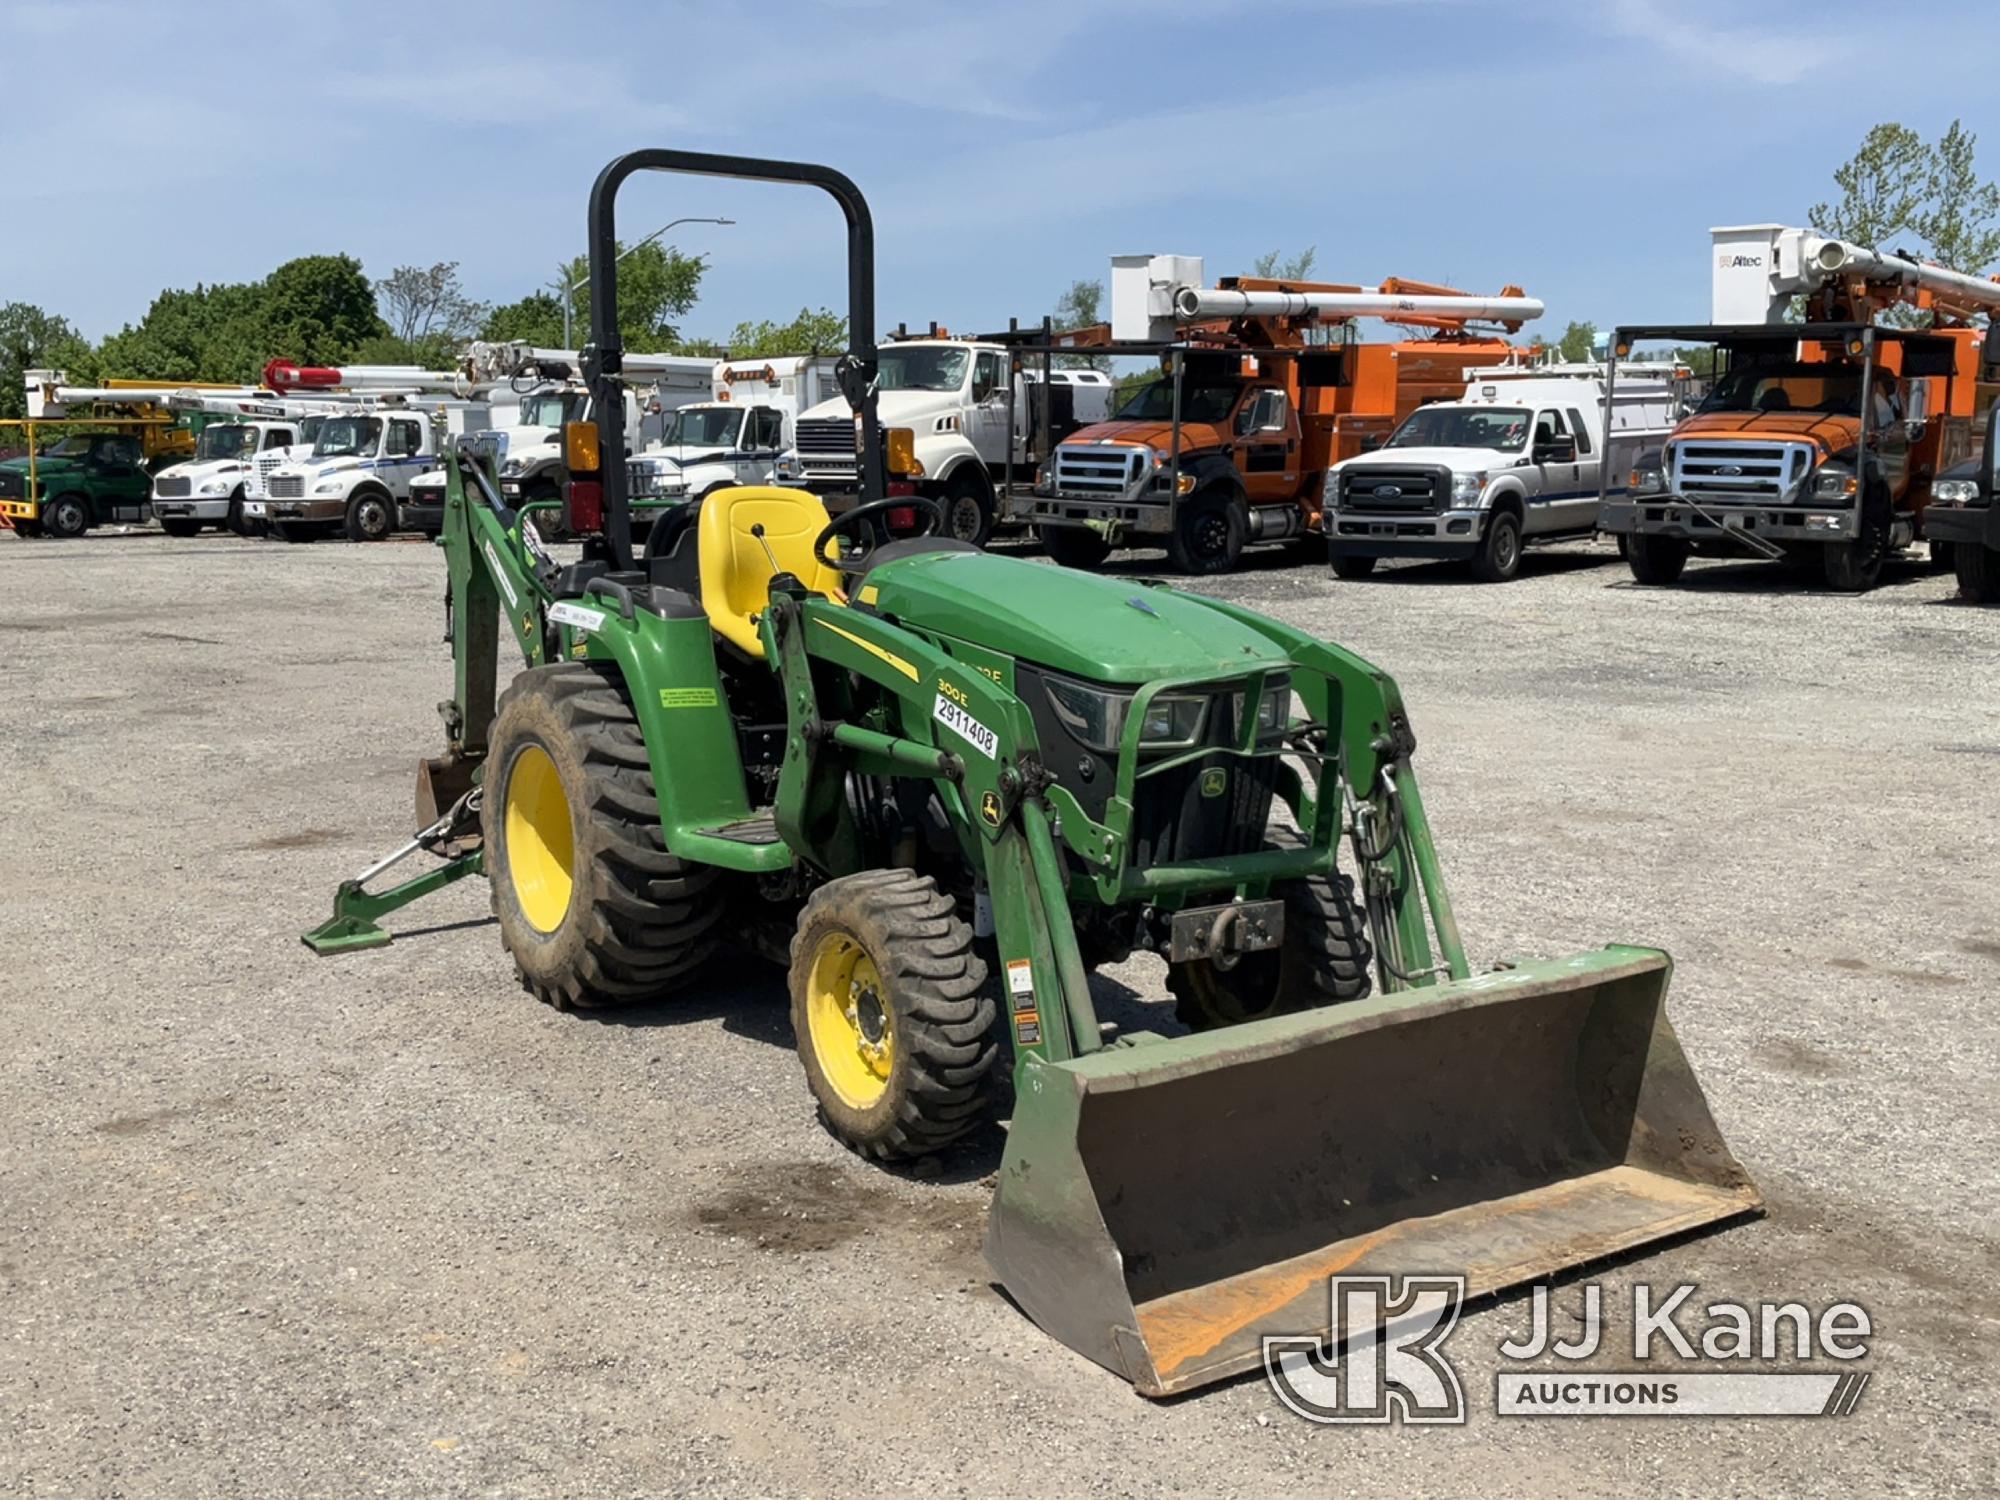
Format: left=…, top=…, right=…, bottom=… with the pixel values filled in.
left=559, top=215, right=735, bottom=349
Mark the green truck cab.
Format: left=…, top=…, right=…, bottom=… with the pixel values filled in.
left=0, top=432, right=153, bottom=538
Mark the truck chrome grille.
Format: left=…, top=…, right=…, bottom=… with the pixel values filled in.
left=1053, top=443, right=1146, bottom=497
left=268, top=475, right=306, bottom=499
left=1337, top=465, right=1446, bottom=513
left=153, top=476, right=192, bottom=498
left=795, top=418, right=859, bottom=472
left=1670, top=440, right=1813, bottom=504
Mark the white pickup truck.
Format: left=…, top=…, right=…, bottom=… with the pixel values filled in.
left=1324, top=362, right=1680, bottom=582
left=150, top=419, right=309, bottom=537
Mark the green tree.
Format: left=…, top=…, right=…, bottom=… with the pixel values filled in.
left=0, top=303, right=97, bottom=420
left=372, top=261, right=490, bottom=366
left=1556, top=320, right=1597, bottom=362
left=261, top=254, right=389, bottom=365
left=556, top=241, right=706, bottom=351
left=480, top=291, right=567, bottom=349
left=718, top=306, right=847, bottom=358
left=1917, top=120, right=2000, bottom=274
left=1050, top=279, right=1109, bottom=371
left=1810, top=123, right=1929, bottom=246
left=1252, top=247, right=1317, bottom=281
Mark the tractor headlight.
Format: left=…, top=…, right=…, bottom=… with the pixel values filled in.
left=1230, top=674, right=1293, bottom=740
left=1450, top=471, right=1487, bottom=505
left=1043, top=678, right=1209, bottom=754
left=1931, top=478, right=1979, bottom=506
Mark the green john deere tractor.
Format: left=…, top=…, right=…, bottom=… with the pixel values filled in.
left=306, top=150, right=1760, bottom=1397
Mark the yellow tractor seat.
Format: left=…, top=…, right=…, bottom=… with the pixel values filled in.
left=696, top=486, right=846, bottom=658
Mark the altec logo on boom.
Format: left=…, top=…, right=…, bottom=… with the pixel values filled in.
left=1265, top=1277, right=1874, bottom=1423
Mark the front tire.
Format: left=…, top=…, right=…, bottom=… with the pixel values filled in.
left=789, top=869, right=997, bottom=1160
left=344, top=488, right=396, bottom=542
left=159, top=518, right=202, bottom=538
left=1470, top=509, right=1523, bottom=582
left=484, top=663, right=724, bottom=1010
left=1821, top=537, right=1884, bottom=593
left=1329, top=548, right=1376, bottom=579
left=1955, top=541, right=2000, bottom=603
left=1625, top=532, right=1688, bottom=585
left=1039, top=524, right=1112, bottom=570
left=43, top=494, right=89, bottom=538
left=1167, top=860, right=1372, bottom=1031
left=940, top=471, right=994, bottom=548
left=1167, top=489, right=1247, bottom=574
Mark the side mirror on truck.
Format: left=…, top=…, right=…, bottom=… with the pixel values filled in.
left=1535, top=434, right=1577, bottom=463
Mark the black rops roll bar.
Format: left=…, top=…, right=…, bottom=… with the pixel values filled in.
left=583, top=150, right=882, bottom=570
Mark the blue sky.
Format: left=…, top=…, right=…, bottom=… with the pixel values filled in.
left=4, top=0, right=1998, bottom=349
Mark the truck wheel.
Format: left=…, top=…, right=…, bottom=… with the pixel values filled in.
left=1625, top=533, right=1689, bottom=585
left=485, top=662, right=724, bottom=1011
left=1954, top=542, right=2000, bottom=603
left=940, top=473, right=994, bottom=548
left=790, top=868, right=997, bottom=1161
left=1167, top=490, right=1247, bottom=574
left=44, top=494, right=89, bottom=539
left=1328, top=549, right=1376, bottom=579
left=1821, top=534, right=1885, bottom=592
left=344, top=488, right=396, bottom=542
left=1167, top=861, right=1372, bottom=1031
left=159, top=518, right=202, bottom=539
left=12, top=520, right=45, bottom=539
left=1928, top=539, right=1955, bottom=573
left=226, top=491, right=260, bottom=537
left=1470, top=509, right=1523, bottom=582
left=1039, top=524, right=1112, bottom=570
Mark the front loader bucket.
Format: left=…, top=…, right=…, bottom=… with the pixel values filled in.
left=984, top=947, right=1759, bottom=1397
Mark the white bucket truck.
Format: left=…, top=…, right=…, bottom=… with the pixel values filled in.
left=629, top=355, right=841, bottom=506
left=1324, top=361, right=1680, bottom=582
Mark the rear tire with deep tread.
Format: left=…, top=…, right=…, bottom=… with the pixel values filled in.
left=484, top=662, right=723, bottom=1010
left=1167, top=852, right=1372, bottom=1032
left=789, top=869, right=997, bottom=1161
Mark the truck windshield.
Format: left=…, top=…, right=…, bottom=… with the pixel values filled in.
left=1386, top=406, right=1534, bottom=451
left=298, top=416, right=326, bottom=444
left=38, top=435, right=94, bottom=457
left=1699, top=360, right=1865, bottom=416
left=663, top=407, right=741, bottom=447
left=314, top=417, right=381, bottom=457
left=194, top=425, right=259, bottom=460
left=875, top=347, right=969, bottom=392
left=1111, top=381, right=1243, bottom=424
left=515, top=392, right=586, bottom=430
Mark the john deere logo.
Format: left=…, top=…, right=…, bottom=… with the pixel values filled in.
left=1200, top=767, right=1228, bottom=799
left=979, top=791, right=1003, bottom=827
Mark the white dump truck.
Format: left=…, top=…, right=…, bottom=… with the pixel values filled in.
left=1324, top=361, right=1681, bottom=581
left=779, top=338, right=1110, bottom=545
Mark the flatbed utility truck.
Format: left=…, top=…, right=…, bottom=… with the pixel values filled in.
left=1600, top=225, right=2000, bottom=591
left=303, top=148, right=1756, bottom=1399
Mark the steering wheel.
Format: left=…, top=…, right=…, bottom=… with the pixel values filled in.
left=814, top=494, right=944, bottom=570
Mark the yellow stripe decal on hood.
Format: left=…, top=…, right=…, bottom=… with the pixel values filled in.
left=815, top=618, right=919, bottom=681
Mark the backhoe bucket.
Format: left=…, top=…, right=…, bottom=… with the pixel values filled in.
left=985, top=947, right=1759, bottom=1397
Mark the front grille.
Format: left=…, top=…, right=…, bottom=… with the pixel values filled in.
left=1670, top=440, right=1813, bottom=505
left=1129, top=754, right=1279, bottom=870
left=268, top=475, right=305, bottom=499
left=1338, top=464, right=1447, bottom=512
left=154, top=476, right=192, bottom=498
left=0, top=471, right=23, bottom=498
left=795, top=418, right=858, bottom=471
left=1053, top=443, right=1145, bottom=497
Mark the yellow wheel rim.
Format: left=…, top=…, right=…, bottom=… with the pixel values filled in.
left=804, top=931, right=895, bottom=1111
left=504, top=744, right=575, bottom=934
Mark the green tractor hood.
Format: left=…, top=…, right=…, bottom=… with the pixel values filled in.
left=866, top=550, right=1288, bottom=683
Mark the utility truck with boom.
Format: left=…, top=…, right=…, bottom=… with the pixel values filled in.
left=302, top=148, right=1758, bottom=1398
left=1032, top=257, right=1543, bottom=573
left=630, top=355, right=841, bottom=505
left=1600, top=225, right=2000, bottom=591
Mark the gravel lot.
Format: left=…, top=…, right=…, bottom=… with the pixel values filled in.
left=3, top=526, right=1995, bottom=1498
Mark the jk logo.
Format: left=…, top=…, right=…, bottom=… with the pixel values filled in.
left=1263, top=1275, right=1467, bottom=1424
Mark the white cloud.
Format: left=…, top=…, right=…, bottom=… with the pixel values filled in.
left=1600, top=0, right=1853, bottom=86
